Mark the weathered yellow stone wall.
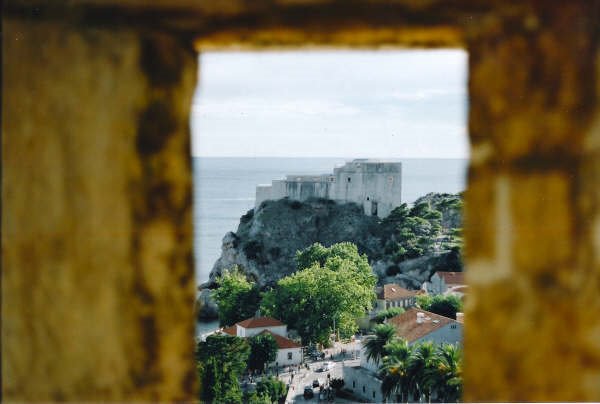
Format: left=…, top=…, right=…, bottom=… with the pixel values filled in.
left=3, top=0, right=599, bottom=401
left=2, top=18, right=197, bottom=400
left=464, top=1, right=600, bottom=400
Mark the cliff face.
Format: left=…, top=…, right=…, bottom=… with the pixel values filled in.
left=209, top=198, right=382, bottom=287
left=208, top=194, right=463, bottom=289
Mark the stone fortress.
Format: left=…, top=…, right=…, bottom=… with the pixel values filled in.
left=255, top=159, right=402, bottom=218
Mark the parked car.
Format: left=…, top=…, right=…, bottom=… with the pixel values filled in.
left=319, top=361, right=334, bottom=372
left=303, top=385, right=314, bottom=399
left=312, top=379, right=320, bottom=388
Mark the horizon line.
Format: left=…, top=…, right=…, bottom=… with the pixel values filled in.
left=192, top=155, right=469, bottom=159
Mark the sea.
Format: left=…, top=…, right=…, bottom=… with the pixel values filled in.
left=193, top=157, right=468, bottom=286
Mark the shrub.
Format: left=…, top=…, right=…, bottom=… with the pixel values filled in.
left=256, top=376, right=288, bottom=403
left=373, top=307, right=405, bottom=323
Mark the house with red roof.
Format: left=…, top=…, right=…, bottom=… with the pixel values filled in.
left=346, top=308, right=462, bottom=402
left=357, top=283, right=419, bottom=330
left=387, top=308, right=462, bottom=346
left=376, top=283, right=418, bottom=310
left=219, top=316, right=303, bottom=366
left=424, top=271, right=465, bottom=295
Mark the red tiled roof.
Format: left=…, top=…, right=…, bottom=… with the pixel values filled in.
left=377, top=284, right=418, bottom=300
left=387, top=308, right=458, bottom=343
left=434, top=271, right=465, bottom=285
left=259, top=330, right=302, bottom=349
left=237, top=316, right=285, bottom=328
left=221, top=326, right=236, bottom=336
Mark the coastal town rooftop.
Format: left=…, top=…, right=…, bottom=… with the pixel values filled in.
left=387, top=308, right=459, bottom=343
left=377, top=284, right=419, bottom=300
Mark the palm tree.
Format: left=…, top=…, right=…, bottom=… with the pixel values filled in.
left=408, top=341, right=438, bottom=403
left=380, top=338, right=413, bottom=403
left=432, top=343, right=463, bottom=402
left=364, top=323, right=396, bottom=365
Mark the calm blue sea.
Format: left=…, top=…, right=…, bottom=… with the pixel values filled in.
left=193, top=157, right=468, bottom=285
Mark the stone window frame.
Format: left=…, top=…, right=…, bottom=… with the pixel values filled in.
left=3, top=2, right=597, bottom=402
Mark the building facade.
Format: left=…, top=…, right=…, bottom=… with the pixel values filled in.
left=375, top=284, right=418, bottom=311
left=255, top=159, right=402, bottom=218
left=219, top=316, right=303, bottom=366
left=424, top=271, right=466, bottom=295
left=347, top=309, right=462, bottom=402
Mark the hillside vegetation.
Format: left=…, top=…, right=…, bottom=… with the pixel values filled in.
left=206, top=192, right=463, bottom=290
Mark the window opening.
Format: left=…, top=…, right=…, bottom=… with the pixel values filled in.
left=192, top=50, right=468, bottom=400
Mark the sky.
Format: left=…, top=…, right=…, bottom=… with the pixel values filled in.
left=191, top=50, right=468, bottom=159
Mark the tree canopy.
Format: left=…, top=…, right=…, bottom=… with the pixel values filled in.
left=261, top=242, right=376, bottom=345
left=416, top=294, right=463, bottom=320
left=212, top=267, right=261, bottom=326
left=255, top=377, right=288, bottom=404
left=380, top=195, right=463, bottom=264
left=247, top=333, right=278, bottom=371
left=196, top=334, right=250, bottom=403
left=379, top=337, right=463, bottom=403
left=373, top=307, right=405, bottom=324
left=364, top=323, right=396, bottom=364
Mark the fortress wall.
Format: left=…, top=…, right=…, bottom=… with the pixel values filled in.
left=271, top=180, right=287, bottom=200
left=255, top=185, right=272, bottom=208
left=284, top=181, right=330, bottom=201
left=334, top=168, right=365, bottom=207
left=3, top=18, right=196, bottom=400
left=362, top=172, right=394, bottom=217
left=255, top=162, right=402, bottom=215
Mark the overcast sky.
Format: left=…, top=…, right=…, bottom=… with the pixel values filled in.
left=191, top=50, right=468, bottom=158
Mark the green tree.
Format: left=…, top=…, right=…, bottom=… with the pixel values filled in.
left=248, top=333, right=278, bottom=371
left=408, top=341, right=438, bottom=402
left=196, top=334, right=250, bottom=403
left=243, top=390, right=272, bottom=404
left=382, top=196, right=462, bottom=264
left=373, top=307, right=405, bottom=324
left=295, top=242, right=373, bottom=279
left=381, top=203, right=410, bottom=233
left=212, top=267, right=261, bottom=326
left=261, top=242, right=376, bottom=344
left=380, top=338, right=413, bottom=403
left=364, top=324, right=396, bottom=364
left=431, top=343, right=463, bottom=403
left=416, top=294, right=463, bottom=319
left=256, top=376, right=288, bottom=403
left=379, top=340, right=463, bottom=403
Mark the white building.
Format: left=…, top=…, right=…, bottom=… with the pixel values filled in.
left=386, top=308, right=463, bottom=346
left=423, top=271, right=465, bottom=295
left=375, top=283, right=419, bottom=311
left=345, top=308, right=462, bottom=402
left=255, top=159, right=402, bottom=218
left=220, top=316, right=303, bottom=367
left=358, top=284, right=420, bottom=330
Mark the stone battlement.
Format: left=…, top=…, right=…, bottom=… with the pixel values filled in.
left=255, top=159, right=402, bottom=218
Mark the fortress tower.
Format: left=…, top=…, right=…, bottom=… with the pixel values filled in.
left=255, top=159, right=402, bottom=218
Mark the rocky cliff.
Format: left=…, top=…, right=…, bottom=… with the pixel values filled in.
left=207, top=193, right=463, bottom=290
left=208, top=198, right=382, bottom=287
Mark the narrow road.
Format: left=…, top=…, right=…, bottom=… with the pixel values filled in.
left=283, top=340, right=362, bottom=403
